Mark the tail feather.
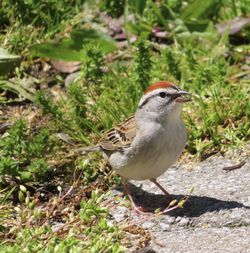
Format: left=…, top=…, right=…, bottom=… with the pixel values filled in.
left=76, top=146, right=101, bottom=154
left=55, top=133, right=100, bottom=154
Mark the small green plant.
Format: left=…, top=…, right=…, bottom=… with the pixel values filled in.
left=81, top=44, right=105, bottom=83
left=36, top=91, right=63, bottom=119
left=135, top=38, right=153, bottom=90
left=0, top=119, right=53, bottom=182
left=68, top=82, right=87, bottom=118
left=101, top=0, right=125, bottom=18
left=0, top=0, right=85, bottom=56
left=0, top=0, right=84, bottom=29
left=164, top=47, right=182, bottom=81
left=1, top=188, right=123, bottom=252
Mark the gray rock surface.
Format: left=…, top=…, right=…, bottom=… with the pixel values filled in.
left=108, top=145, right=250, bottom=252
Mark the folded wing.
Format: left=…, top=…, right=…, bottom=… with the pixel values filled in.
left=99, top=116, right=137, bottom=151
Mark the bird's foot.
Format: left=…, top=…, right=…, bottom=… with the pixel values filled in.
left=130, top=202, right=152, bottom=214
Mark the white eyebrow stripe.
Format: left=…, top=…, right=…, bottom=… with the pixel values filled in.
left=138, top=87, right=179, bottom=108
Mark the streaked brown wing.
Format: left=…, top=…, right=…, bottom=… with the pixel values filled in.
left=99, top=116, right=137, bottom=151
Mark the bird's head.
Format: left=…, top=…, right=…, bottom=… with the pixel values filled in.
left=137, top=81, right=191, bottom=121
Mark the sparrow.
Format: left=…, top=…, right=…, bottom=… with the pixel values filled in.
left=83, top=81, right=191, bottom=213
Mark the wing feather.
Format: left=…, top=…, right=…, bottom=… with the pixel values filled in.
left=99, top=116, right=137, bottom=151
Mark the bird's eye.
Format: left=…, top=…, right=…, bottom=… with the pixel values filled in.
left=158, top=92, right=167, bottom=98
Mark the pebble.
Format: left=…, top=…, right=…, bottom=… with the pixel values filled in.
left=175, top=216, right=182, bottom=222
left=158, top=222, right=170, bottom=231
left=65, top=72, right=80, bottom=87
left=141, top=221, right=155, bottom=229
left=113, top=212, right=125, bottom=222
left=179, top=217, right=190, bottom=226
left=165, top=216, right=176, bottom=224
left=51, top=222, right=64, bottom=232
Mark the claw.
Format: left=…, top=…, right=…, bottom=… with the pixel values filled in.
left=122, top=178, right=151, bottom=214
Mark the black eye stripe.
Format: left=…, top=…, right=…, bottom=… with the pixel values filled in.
left=158, top=92, right=168, bottom=98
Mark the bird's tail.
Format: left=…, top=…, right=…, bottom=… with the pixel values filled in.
left=76, top=146, right=101, bottom=154
left=55, top=133, right=100, bottom=154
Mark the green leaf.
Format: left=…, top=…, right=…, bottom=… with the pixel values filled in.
left=189, top=186, right=195, bottom=194
left=0, top=186, right=16, bottom=205
left=31, top=42, right=81, bottom=61
left=180, top=0, right=221, bottom=21
left=30, top=29, right=117, bottom=61
left=70, top=29, right=116, bottom=53
left=128, top=0, right=147, bottom=15
left=178, top=199, right=186, bottom=208
left=125, top=21, right=152, bottom=37
left=0, top=78, right=36, bottom=102
left=168, top=199, right=177, bottom=207
left=20, top=171, right=32, bottom=180
left=150, top=1, right=169, bottom=29
left=0, top=48, right=21, bottom=76
left=185, top=20, right=214, bottom=33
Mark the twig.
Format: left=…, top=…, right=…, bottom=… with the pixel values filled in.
left=223, top=160, right=245, bottom=172
left=157, top=195, right=190, bottom=215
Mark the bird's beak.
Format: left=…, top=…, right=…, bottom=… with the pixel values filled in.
left=175, top=90, right=191, bottom=103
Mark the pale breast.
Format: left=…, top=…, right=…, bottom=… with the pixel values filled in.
left=109, top=119, right=187, bottom=180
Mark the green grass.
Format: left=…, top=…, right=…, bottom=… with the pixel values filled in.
left=0, top=0, right=84, bottom=55
left=0, top=0, right=250, bottom=251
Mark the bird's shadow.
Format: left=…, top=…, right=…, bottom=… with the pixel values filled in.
left=114, top=182, right=250, bottom=217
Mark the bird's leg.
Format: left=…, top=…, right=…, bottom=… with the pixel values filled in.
left=122, top=178, right=149, bottom=214
left=150, top=178, right=171, bottom=197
